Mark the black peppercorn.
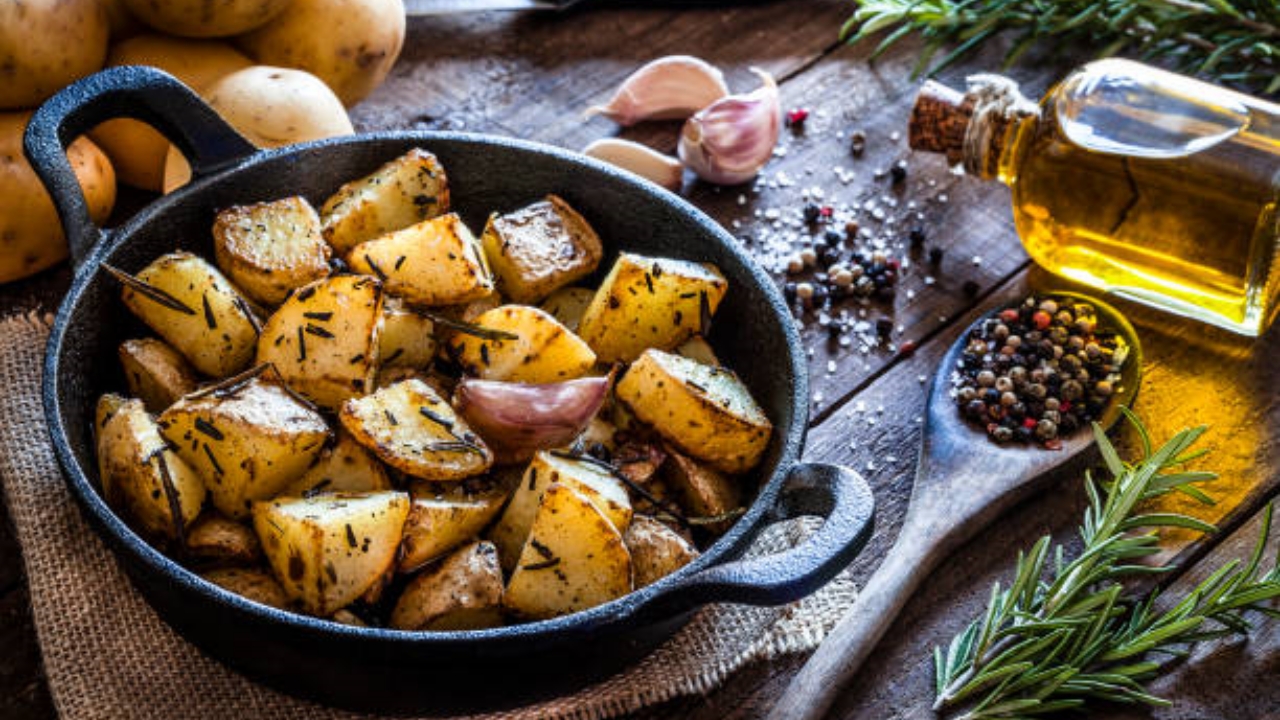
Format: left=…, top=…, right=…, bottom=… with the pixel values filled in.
left=928, top=247, right=944, bottom=266
left=890, top=164, right=907, bottom=184
left=824, top=230, right=843, bottom=247
left=909, top=226, right=926, bottom=247
left=803, top=203, right=821, bottom=224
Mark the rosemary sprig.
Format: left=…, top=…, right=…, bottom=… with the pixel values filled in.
left=933, top=411, right=1280, bottom=719
left=846, top=0, right=1280, bottom=95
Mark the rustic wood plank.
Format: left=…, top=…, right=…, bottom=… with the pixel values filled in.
left=0, top=586, right=55, bottom=720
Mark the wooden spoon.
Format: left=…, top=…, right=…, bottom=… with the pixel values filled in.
left=766, top=292, right=1142, bottom=720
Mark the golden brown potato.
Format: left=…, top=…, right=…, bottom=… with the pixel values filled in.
left=379, top=298, right=437, bottom=370
left=348, top=213, right=494, bottom=307
left=89, top=36, right=251, bottom=190
left=201, top=567, right=290, bottom=609
left=480, top=195, right=604, bottom=304
left=616, top=349, right=771, bottom=474
left=624, top=515, right=699, bottom=588
left=118, top=252, right=259, bottom=378
left=504, top=483, right=632, bottom=620
left=661, top=446, right=743, bottom=533
left=0, top=113, right=115, bottom=283
left=158, top=373, right=330, bottom=519
left=399, top=480, right=509, bottom=573
left=577, top=253, right=728, bottom=363
left=320, top=148, right=450, bottom=255
left=253, top=490, right=410, bottom=616
left=391, top=541, right=504, bottom=631
left=236, top=0, right=406, bottom=106
left=121, top=0, right=290, bottom=38
left=95, top=393, right=130, bottom=442
left=447, top=305, right=596, bottom=383
left=98, top=398, right=206, bottom=542
left=339, top=378, right=493, bottom=482
left=186, top=512, right=262, bottom=566
left=255, top=274, right=383, bottom=410
left=278, top=429, right=391, bottom=498
left=118, top=338, right=199, bottom=413
left=0, top=0, right=108, bottom=109
left=213, top=196, right=331, bottom=306
left=539, top=286, right=594, bottom=333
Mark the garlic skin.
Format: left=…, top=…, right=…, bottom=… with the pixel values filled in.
left=678, top=68, right=780, bottom=186
left=586, top=55, right=729, bottom=126
left=583, top=138, right=684, bottom=191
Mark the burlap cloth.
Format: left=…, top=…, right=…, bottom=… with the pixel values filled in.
left=0, top=310, right=858, bottom=719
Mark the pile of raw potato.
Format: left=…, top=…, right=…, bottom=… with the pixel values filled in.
left=0, top=0, right=403, bottom=284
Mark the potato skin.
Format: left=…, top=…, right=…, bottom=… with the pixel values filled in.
left=447, top=305, right=596, bottom=384
left=118, top=338, right=199, bottom=413
left=236, top=0, right=406, bottom=106
left=0, top=0, right=108, bottom=109
left=481, top=195, right=604, bottom=304
left=213, top=196, right=331, bottom=306
left=320, top=147, right=450, bottom=255
left=202, top=567, right=291, bottom=609
left=0, top=113, right=116, bottom=283
left=624, top=515, right=698, bottom=588
left=391, top=541, right=504, bottom=631
left=122, top=0, right=290, bottom=38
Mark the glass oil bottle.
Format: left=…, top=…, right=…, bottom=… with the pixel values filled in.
left=910, top=58, right=1280, bottom=336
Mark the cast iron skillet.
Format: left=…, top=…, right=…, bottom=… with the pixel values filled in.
left=27, top=67, right=875, bottom=714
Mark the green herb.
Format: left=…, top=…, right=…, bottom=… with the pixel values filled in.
left=845, top=0, right=1280, bottom=95
left=933, top=411, right=1280, bottom=719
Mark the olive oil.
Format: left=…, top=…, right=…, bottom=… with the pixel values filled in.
left=911, top=59, right=1280, bottom=336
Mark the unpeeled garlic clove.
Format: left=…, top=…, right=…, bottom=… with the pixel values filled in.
left=583, top=138, right=684, bottom=191
left=586, top=55, right=729, bottom=126
left=677, top=68, right=780, bottom=186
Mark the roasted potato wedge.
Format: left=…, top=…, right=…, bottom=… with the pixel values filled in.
left=576, top=253, right=727, bottom=363
left=278, top=428, right=391, bottom=498
left=624, top=515, right=699, bottom=588
left=118, top=252, right=259, bottom=377
left=674, top=334, right=720, bottom=366
left=480, top=195, right=603, bottom=304
left=118, top=338, right=198, bottom=413
left=186, top=512, right=262, bottom=566
left=158, top=373, right=330, bottom=519
left=490, top=450, right=632, bottom=571
left=95, top=393, right=129, bottom=442
left=616, top=349, right=771, bottom=474
left=504, top=483, right=632, bottom=620
left=252, top=491, right=410, bottom=616
left=391, top=540, right=504, bottom=631
left=202, top=567, right=290, bottom=609
left=661, top=446, right=743, bottom=533
left=539, top=286, right=594, bottom=333
left=399, top=480, right=509, bottom=573
left=447, top=305, right=596, bottom=383
left=212, top=196, right=331, bottom=306
left=339, top=378, right=493, bottom=481
left=98, top=398, right=206, bottom=542
left=256, top=274, right=383, bottom=410
left=379, top=297, right=436, bottom=369
left=348, top=213, right=493, bottom=307
left=320, top=148, right=450, bottom=254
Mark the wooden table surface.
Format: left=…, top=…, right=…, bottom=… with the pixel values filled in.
left=2, top=2, right=1278, bottom=718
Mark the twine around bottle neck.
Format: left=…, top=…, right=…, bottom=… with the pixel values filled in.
left=962, top=74, right=1041, bottom=178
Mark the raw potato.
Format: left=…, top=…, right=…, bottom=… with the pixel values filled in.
left=348, top=213, right=494, bottom=307
left=97, top=398, right=206, bottom=542
left=391, top=541, right=504, bottom=631
left=118, top=338, right=199, bottom=412
left=0, top=113, right=115, bottom=283
left=490, top=450, right=632, bottom=571
left=577, top=253, right=728, bottom=363
left=339, top=379, right=494, bottom=481
left=661, top=446, right=743, bottom=533
left=447, top=305, right=596, bottom=383
left=89, top=36, right=251, bottom=190
left=504, top=483, right=632, bottom=620
left=202, top=567, right=289, bottom=609
left=0, top=0, right=108, bottom=109
left=255, top=275, right=383, bottom=410
left=213, top=196, right=331, bottom=306
left=236, top=0, right=406, bottom=106
left=102, top=0, right=144, bottom=38
left=121, top=0, right=290, bottom=37
left=539, top=286, right=594, bottom=332
left=119, top=252, right=258, bottom=378
left=399, top=480, right=509, bottom=572
left=158, top=374, right=330, bottom=518
left=616, top=349, right=771, bottom=474
left=186, top=513, right=262, bottom=566
left=480, top=195, right=604, bottom=304
left=279, top=429, right=392, bottom=498
left=252, top=491, right=410, bottom=616
left=379, top=298, right=437, bottom=369
left=320, top=148, right=451, bottom=255
left=164, top=66, right=353, bottom=192
left=624, top=515, right=699, bottom=588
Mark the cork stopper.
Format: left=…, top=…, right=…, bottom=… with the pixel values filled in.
left=908, top=80, right=973, bottom=166
left=908, top=75, right=1039, bottom=178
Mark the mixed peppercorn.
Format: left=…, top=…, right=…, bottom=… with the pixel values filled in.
left=952, top=295, right=1128, bottom=449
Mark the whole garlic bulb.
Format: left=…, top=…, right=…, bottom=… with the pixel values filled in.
left=677, top=68, right=779, bottom=186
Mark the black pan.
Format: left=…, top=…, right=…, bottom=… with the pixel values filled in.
left=27, top=67, right=875, bottom=715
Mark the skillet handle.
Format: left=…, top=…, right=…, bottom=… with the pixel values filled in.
left=645, top=463, right=875, bottom=613
left=24, top=65, right=256, bottom=269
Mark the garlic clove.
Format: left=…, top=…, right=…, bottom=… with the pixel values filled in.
left=585, top=55, right=729, bottom=126
left=678, top=68, right=780, bottom=186
left=582, top=138, right=684, bottom=191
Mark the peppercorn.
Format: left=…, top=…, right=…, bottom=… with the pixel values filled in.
left=890, top=164, right=907, bottom=184
left=963, top=280, right=980, bottom=297
left=803, top=203, right=821, bottom=224
left=928, top=247, right=944, bottom=266
left=899, top=339, right=917, bottom=356
left=783, top=282, right=797, bottom=302
left=909, top=226, right=926, bottom=247
left=824, top=230, right=843, bottom=247
left=850, top=131, right=866, bottom=158
left=875, top=318, right=893, bottom=338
